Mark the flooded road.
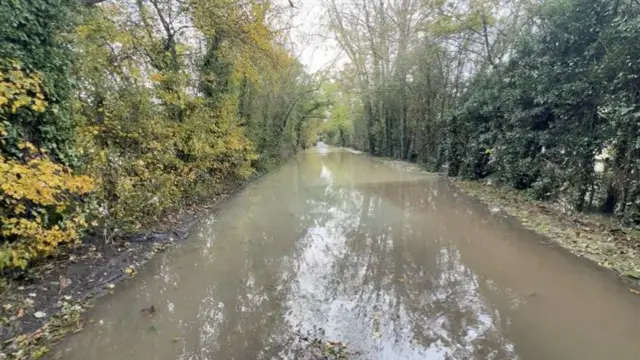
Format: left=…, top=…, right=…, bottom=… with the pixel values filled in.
left=60, top=147, right=640, bottom=359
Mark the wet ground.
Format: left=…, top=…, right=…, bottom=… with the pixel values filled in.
left=57, top=146, right=640, bottom=359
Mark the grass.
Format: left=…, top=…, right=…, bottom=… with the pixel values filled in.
left=453, top=179, right=640, bottom=281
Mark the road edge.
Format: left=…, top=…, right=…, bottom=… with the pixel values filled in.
left=0, top=173, right=265, bottom=359
left=450, top=179, right=640, bottom=290
left=371, top=152, right=640, bottom=293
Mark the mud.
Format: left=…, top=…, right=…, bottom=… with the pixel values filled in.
left=0, top=179, right=255, bottom=359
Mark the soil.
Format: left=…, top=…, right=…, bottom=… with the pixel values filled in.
left=0, top=178, right=255, bottom=359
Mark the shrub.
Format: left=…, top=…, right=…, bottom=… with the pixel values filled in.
left=0, top=65, right=94, bottom=270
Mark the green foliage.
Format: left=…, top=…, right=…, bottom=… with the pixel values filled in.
left=78, top=90, right=254, bottom=228
left=329, top=0, right=640, bottom=223
left=0, top=0, right=95, bottom=270
left=0, top=0, right=78, bottom=165
left=444, top=0, right=640, bottom=221
left=322, top=85, right=353, bottom=147
left=0, top=0, right=325, bottom=270
left=72, top=2, right=263, bottom=228
left=0, top=67, right=94, bottom=270
left=240, top=61, right=327, bottom=171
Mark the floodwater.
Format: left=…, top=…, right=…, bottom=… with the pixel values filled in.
left=59, top=146, right=640, bottom=360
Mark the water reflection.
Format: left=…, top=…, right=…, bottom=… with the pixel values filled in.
left=59, top=149, right=640, bottom=360
left=284, top=169, right=518, bottom=359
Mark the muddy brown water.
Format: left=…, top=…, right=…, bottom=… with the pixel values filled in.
left=59, top=146, right=640, bottom=360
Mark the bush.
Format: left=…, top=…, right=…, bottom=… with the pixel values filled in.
left=77, top=82, right=255, bottom=229
left=0, top=66, right=94, bottom=270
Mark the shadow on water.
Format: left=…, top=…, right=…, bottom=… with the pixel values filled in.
left=58, top=148, right=640, bottom=359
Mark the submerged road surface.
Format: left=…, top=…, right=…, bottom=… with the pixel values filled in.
left=60, top=146, right=640, bottom=359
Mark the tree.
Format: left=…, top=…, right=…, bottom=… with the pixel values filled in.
left=0, top=0, right=327, bottom=269
left=0, top=0, right=79, bottom=164
left=322, top=0, right=640, bottom=222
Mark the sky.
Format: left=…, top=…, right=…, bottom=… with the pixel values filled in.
left=281, top=0, right=344, bottom=73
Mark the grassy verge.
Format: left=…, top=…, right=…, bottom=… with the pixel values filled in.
left=1, top=296, right=87, bottom=359
left=453, top=179, right=640, bottom=282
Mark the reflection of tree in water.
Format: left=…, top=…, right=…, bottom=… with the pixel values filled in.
left=169, top=150, right=517, bottom=359
left=174, top=152, right=361, bottom=359
left=292, top=175, right=518, bottom=359
left=172, top=161, right=311, bottom=359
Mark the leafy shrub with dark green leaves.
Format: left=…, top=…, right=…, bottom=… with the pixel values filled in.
left=443, top=0, right=640, bottom=222
left=0, top=0, right=79, bottom=165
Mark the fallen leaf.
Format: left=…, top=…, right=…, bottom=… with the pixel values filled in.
left=124, top=267, right=137, bottom=276
left=59, top=277, right=72, bottom=290
left=629, top=288, right=640, bottom=295
left=141, top=305, right=156, bottom=316
left=17, top=308, right=24, bottom=318
left=34, top=311, right=46, bottom=318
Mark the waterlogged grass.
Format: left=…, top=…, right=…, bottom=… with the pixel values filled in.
left=454, top=180, right=640, bottom=281
left=378, top=158, right=429, bottom=173
left=1, top=298, right=86, bottom=359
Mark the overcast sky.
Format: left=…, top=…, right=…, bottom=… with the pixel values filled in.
left=282, top=0, right=344, bottom=73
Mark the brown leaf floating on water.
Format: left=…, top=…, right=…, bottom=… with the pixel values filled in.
left=141, top=305, right=156, bottom=317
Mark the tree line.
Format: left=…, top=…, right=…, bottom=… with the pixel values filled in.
left=0, top=0, right=326, bottom=270
left=321, top=0, right=640, bottom=224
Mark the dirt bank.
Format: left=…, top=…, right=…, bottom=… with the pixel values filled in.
left=0, top=178, right=257, bottom=359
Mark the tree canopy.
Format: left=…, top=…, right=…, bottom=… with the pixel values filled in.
left=0, top=0, right=327, bottom=270
left=2, top=0, right=640, bottom=270
left=321, top=0, right=640, bottom=224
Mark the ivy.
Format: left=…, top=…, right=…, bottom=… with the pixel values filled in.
left=0, top=0, right=79, bottom=165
